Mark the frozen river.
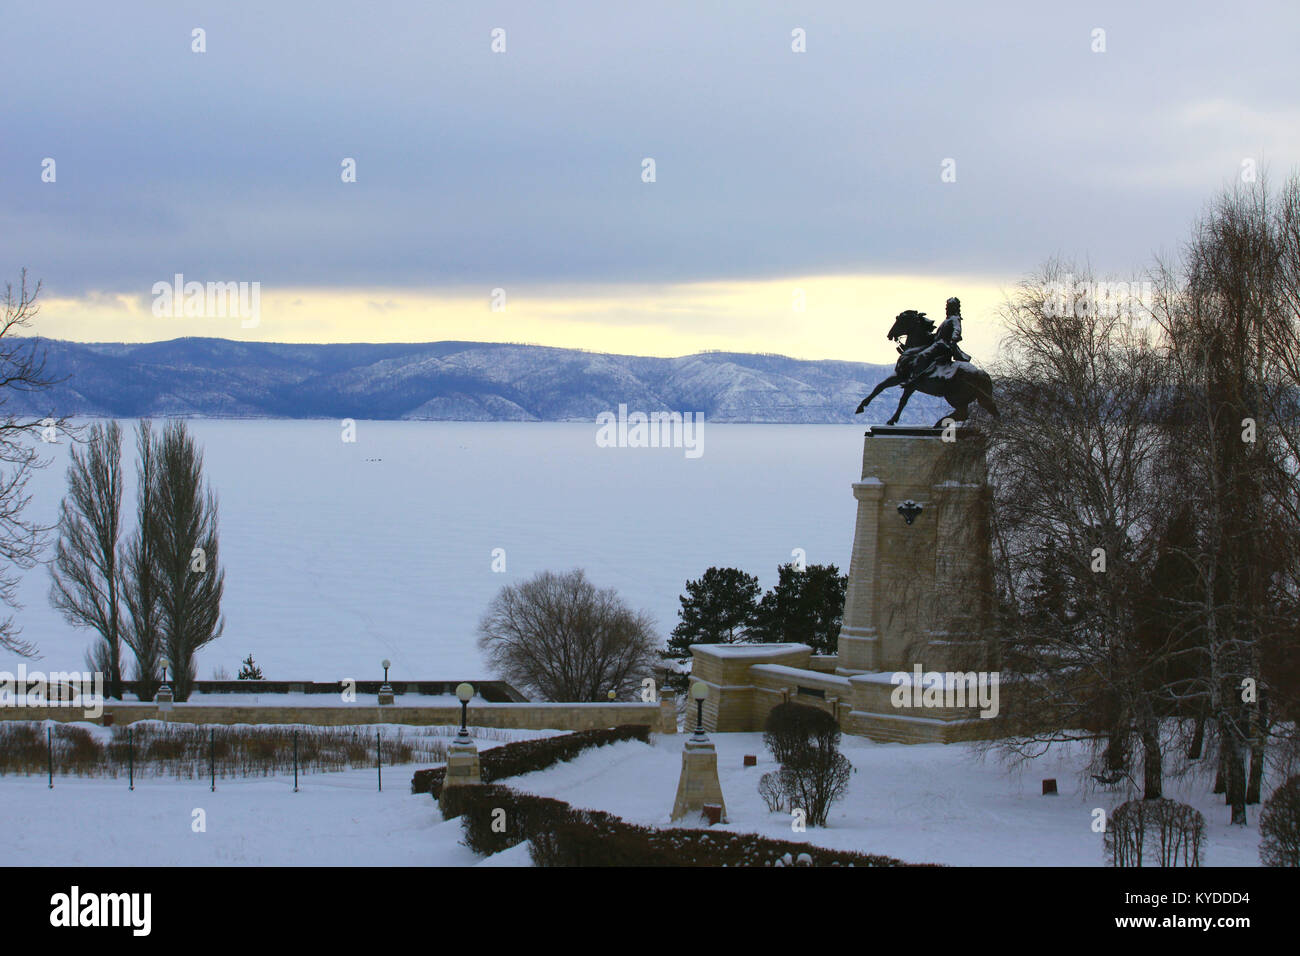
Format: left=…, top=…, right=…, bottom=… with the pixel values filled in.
left=3, top=420, right=869, bottom=682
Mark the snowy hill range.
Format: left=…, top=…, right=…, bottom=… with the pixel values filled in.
left=12, top=337, right=950, bottom=424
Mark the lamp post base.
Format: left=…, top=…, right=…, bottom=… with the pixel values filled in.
left=671, top=735, right=727, bottom=823
left=443, top=736, right=481, bottom=790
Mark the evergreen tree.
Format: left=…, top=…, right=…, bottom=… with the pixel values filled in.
left=663, top=567, right=761, bottom=663
left=237, top=654, right=263, bottom=680
left=749, top=563, right=848, bottom=655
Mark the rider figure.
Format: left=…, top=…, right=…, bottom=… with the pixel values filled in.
left=904, top=296, right=970, bottom=387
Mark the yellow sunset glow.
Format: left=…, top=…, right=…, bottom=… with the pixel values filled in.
left=36, top=274, right=1012, bottom=365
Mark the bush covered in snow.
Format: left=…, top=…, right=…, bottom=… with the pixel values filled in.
left=760, top=702, right=852, bottom=826
left=1105, top=798, right=1206, bottom=867
left=758, top=771, right=786, bottom=812
left=440, top=781, right=922, bottom=866
left=762, top=702, right=838, bottom=765
left=1259, top=775, right=1300, bottom=867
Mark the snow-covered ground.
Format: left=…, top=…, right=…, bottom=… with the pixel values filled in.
left=3, top=420, right=868, bottom=681
left=3, top=727, right=1266, bottom=866
left=0, top=724, right=554, bottom=867
left=506, top=733, right=1265, bottom=866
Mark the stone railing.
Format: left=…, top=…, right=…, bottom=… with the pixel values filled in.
left=2, top=694, right=679, bottom=735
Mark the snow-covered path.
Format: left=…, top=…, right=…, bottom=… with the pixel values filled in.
left=3, top=731, right=1268, bottom=866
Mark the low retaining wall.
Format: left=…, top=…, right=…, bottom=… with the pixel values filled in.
left=2, top=699, right=678, bottom=734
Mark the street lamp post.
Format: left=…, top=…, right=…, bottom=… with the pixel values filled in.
left=455, top=682, right=474, bottom=740
left=439, top=682, right=482, bottom=809
left=378, top=659, right=394, bottom=706
left=157, top=657, right=174, bottom=714
left=671, top=679, right=727, bottom=823
left=691, top=680, right=708, bottom=738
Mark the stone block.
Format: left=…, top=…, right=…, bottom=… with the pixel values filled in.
left=671, top=736, right=726, bottom=822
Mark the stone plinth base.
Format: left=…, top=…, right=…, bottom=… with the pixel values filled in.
left=377, top=684, right=394, bottom=706
left=442, top=736, right=481, bottom=789
left=671, top=736, right=726, bottom=823
left=842, top=709, right=990, bottom=744
left=658, top=689, right=677, bottom=734
left=155, top=687, right=174, bottom=713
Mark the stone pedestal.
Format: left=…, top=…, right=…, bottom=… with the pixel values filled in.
left=377, top=683, right=394, bottom=706
left=836, top=426, right=994, bottom=676
left=442, top=735, right=481, bottom=791
left=658, top=688, right=677, bottom=734
left=686, top=426, right=1002, bottom=744
left=155, top=686, right=174, bottom=713
left=671, top=735, right=726, bottom=823
left=834, top=426, right=998, bottom=741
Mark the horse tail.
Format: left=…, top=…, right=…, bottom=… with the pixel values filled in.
left=956, top=365, right=999, bottom=419
left=974, top=369, right=1000, bottom=419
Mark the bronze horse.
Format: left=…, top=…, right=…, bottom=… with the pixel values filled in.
left=854, top=309, right=999, bottom=427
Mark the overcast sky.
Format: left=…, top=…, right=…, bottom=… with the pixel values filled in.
left=3, top=1, right=1298, bottom=360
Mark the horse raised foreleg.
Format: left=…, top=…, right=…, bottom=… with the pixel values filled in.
left=885, top=387, right=915, bottom=426
left=856, top=376, right=901, bottom=415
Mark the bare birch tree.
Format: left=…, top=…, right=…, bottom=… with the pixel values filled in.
left=153, top=420, right=224, bottom=700
left=976, top=261, right=1175, bottom=797
left=49, top=421, right=125, bottom=698
left=120, top=420, right=164, bottom=700
left=0, top=269, right=69, bottom=657
left=1151, top=175, right=1300, bottom=823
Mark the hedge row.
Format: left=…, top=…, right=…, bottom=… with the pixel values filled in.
left=439, top=783, right=924, bottom=867
left=410, top=724, right=652, bottom=795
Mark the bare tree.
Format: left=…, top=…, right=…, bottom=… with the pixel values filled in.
left=0, top=270, right=69, bottom=656
left=120, top=420, right=164, bottom=700
left=977, top=261, right=1175, bottom=798
left=1150, top=175, right=1300, bottom=824
left=49, top=421, right=125, bottom=698
left=153, top=420, right=224, bottom=700
left=477, top=569, right=659, bottom=701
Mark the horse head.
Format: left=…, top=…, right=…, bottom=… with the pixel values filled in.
left=886, top=309, right=933, bottom=344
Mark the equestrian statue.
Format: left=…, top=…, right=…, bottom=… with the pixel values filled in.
left=854, top=296, right=999, bottom=427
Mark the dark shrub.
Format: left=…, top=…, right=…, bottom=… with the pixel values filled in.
left=761, top=702, right=850, bottom=826
left=758, top=771, right=786, bottom=812
left=441, top=784, right=577, bottom=856
left=411, top=724, right=652, bottom=796
left=779, top=747, right=853, bottom=827
left=527, top=795, right=920, bottom=866
left=1105, top=798, right=1206, bottom=867
left=1259, top=775, right=1300, bottom=867
left=763, top=702, right=839, bottom=765
left=437, top=778, right=923, bottom=865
